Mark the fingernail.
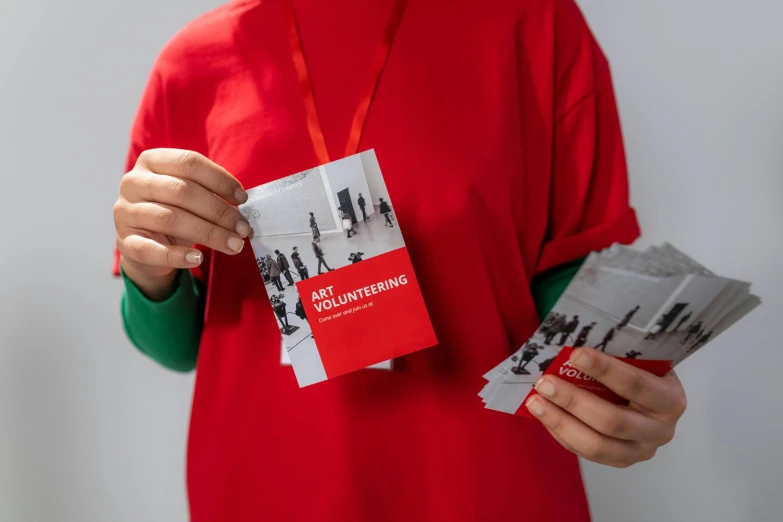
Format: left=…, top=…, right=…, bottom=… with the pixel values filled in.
left=236, top=220, right=251, bottom=238
left=526, top=397, right=544, bottom=416
left=235, top=186, right=248, bottom=203
left=185, top=251, right=202, bottom=265
left=572, top=350, right=593, bottom=369
left=227, top=236, right=244, bottom=253
left=535, top=378, right=556, bottom=397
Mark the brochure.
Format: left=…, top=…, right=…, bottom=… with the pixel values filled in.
left=240, top=150, right=437, bottom=387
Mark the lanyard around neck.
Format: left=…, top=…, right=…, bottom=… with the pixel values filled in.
left=282, top=0, right=409, bottom=164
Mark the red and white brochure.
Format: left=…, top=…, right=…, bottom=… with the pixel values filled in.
left=241, top=150, right=437, bottom=387
left=481, top=243, right=761, bottom=416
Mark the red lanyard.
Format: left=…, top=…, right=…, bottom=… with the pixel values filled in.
left=282, top=0, right=408, bottom=164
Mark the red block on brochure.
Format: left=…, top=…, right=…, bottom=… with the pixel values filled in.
left=515, top=347, right=673, bottom=418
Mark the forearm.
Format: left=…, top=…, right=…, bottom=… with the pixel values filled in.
left=121, top=267, right=205, bottom=372
left=120, top=255, right=179, bottom=301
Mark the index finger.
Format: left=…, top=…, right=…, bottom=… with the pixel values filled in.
left=137, top=149, right=247, bottom=205
left=568, top=348, right=685, bottom=416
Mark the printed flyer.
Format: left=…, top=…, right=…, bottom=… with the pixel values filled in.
left=480, top=243, right=761, bottom=416
left=240, top=150, right=437, bottom=387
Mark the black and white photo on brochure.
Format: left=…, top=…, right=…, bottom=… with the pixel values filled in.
left=482, top=244, right=759, bottom=416
left=238, top=149, right=403, bottom=383
left=493, top=249, right=737, bottom=385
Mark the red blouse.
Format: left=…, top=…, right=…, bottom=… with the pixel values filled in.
left=115, top=0, right=640, bottom=520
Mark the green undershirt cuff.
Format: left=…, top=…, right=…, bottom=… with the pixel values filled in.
left=121, top=268, right=204, bottom=372
left=530, top=257, right=586, bottom=320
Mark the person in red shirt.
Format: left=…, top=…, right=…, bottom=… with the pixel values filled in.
left=112, top=1, right=687, bottom=520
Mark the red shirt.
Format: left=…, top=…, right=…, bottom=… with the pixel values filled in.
left=116, top=0, right=640, bottom=520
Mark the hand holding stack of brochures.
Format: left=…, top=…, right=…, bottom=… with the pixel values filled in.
left=479, top=243, right=761, bottom=417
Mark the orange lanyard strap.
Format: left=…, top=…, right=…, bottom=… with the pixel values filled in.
left=282, top=0, right=408, bottom=163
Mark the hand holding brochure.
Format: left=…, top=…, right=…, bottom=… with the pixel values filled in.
left=480, top=243, right=760, bottom=417
left=240, top=150, right=437, bottom=387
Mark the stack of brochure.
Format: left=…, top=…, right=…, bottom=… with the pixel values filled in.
left=480, top=243, right=761, bottom=416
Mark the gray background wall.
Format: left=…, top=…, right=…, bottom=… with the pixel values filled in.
left=0, top=1, right=780, bottom=521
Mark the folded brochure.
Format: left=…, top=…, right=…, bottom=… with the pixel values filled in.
left=240, top=150, right=437, bottom=387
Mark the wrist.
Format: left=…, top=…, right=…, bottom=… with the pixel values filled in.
left=120, top=257, right=179, bottom=301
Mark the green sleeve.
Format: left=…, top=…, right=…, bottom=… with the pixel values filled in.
left=530, top=257, right=585, bottom=320
left=121, top=268, right=205, bottom=372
